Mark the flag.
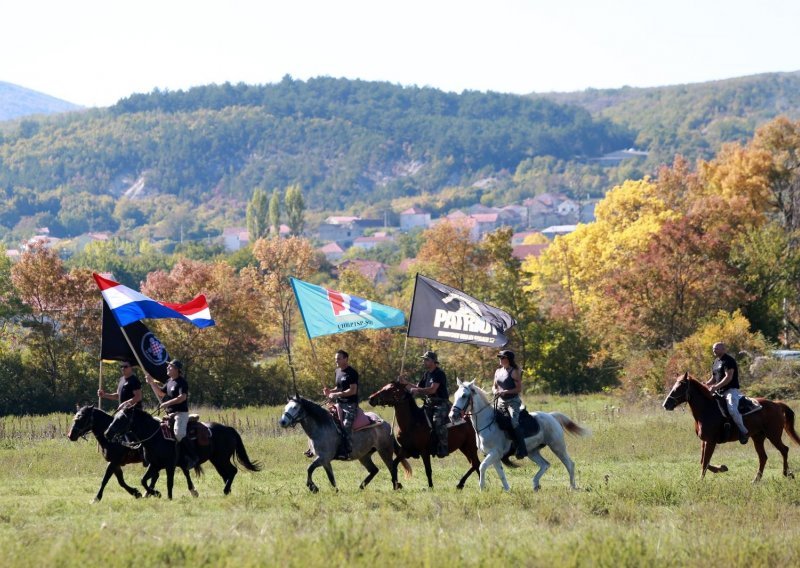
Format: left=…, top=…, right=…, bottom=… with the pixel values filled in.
left=406, top=274, right=516, bottom=348
left=92, top=273, right=214, bottom=328
left=101, top=299, right=171, bottom=381
left=290, top=277, right=406, bottom=339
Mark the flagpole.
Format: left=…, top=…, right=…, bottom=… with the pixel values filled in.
left=98, top=360, right=104, bottom=410
left=116, top=324, right=159, bottom=401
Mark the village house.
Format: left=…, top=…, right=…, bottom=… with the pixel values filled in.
left=399, top=207, right=431, bottom=231
left=336, top=259, right=390, bottom=286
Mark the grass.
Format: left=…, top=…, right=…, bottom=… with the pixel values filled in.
left=1, top=397, right=800, bottom=566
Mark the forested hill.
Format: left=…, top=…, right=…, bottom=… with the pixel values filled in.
left=0, top=82, right=82, bottom=121
left=540, top=71, right=800, bottom=163
left=0, top=77, right=633, bottom=241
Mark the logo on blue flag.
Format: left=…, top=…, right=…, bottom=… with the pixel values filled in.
left=290, top=278, right=406, bottom=339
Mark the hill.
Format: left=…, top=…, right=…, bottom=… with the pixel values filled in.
left=0, top=81, right=83, bottom=122
left=539, top=71, right=800, bottom=164
left=0, top=77, right=632, bottom=242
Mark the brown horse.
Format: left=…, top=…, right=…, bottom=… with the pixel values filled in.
left=663, top=372, right=800, bottom=481
left=368, top=381, right=481, bottom=489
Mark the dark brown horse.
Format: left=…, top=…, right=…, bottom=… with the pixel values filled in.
left=663, top=372, right=800, bottom=481
left=368, top=381, right=481, bottom=489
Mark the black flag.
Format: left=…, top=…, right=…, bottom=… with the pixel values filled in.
left=406, top=274, right=516, bottom=348
left=101, top=299, right=171, bottom=381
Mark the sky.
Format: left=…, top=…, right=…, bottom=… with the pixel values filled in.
left=3, top=0, right=800, bottom=108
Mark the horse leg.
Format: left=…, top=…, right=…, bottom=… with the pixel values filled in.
left=763, top=427, right=793, bottom=478
left=358, top=452, right=380, bottom=490
left=456, top=446, right=481, bottom=490
left=752, top=436, right=768, bottom=483
left=700, top=441, right=725, bottom=478
left=93, top=462, right=116, bottom=503
left=306, top=458, right=324, bottom=493
left=491, top=456, right=510, bottom=492
left=529, top=449, right=551, bottom=491
left=422, top=453, right=434, bottom=488
left=112, top=465, right=142, bottom=499
left=141, top=466, right=161, bottom=498
left=547, top=439, right=577, bottom=490
left=322, top=462, right=337, bottom=491
left=375, top=437, right=400, bottom=490
left=166, top=466, right=175, bottom=500
left=210, top=458, right=238, bottom=495
left=180, top=467, right=199, bottom=497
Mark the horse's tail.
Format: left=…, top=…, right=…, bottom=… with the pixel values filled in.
left=392, top=436, right=413, bottom=479
left=551, top=412, right=591, bottom=437
left=232, top=429, right=263, bottom=472
left=779, top=403, right=800, bottom=446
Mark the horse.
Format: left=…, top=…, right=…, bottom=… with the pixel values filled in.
left=449, top=379, right=588, bottom=491
left=662, top=372, right=800, bottom=481
left=278, top=395, right=411, bottom=492
left=367, top=381, right=481, bottom=489
left=104, top=407, right=262, bottom=499
left=67, top=405, right=202, bottom=502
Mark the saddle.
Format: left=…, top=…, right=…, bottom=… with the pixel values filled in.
left=494, top=406, right=541, bottom=438
left=713, top=394, right=763, bottom=420
left=160, top=414, right=212, bottom=446
left=328, top=404, right=383, bottom=432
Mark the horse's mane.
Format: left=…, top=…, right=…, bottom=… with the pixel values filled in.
left=296, top=396, right=335, bottom=424
left=684, top=373, right=714, bottom=400
left=465, top=381, right=491, bottom=405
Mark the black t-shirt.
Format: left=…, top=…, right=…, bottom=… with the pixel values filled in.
left=712, top=353, right=740, bottom=390
left=164, top=377, right=190, bottom=413
left=335, top=366, right=359, bottom=404
left=117, top=374, right=142, bottom=409
left=417, top=366, right=448, bottom=400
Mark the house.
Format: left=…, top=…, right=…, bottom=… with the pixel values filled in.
left=222, top=226, right=249, bottom=252
left=588, top=148, right=649, bottom=166
left=23, top=234, right=61, bottom=250
left=317, top=218, right=385, bottom=247
left=72, top=232, right=112, bottom=253
left=5, top=248, right=20, bottom=261
left=336, top=259, right=389, bottom=286
left=325, top=215, right=360, bottom=225
left=399, top=207, right=431, bottom=231
left=541, top=225, right=578, bottom=239
left=556, top=199, right=580, bottom=218
left=319, top=242, right=345, bottom=262
left=352, top=233, right=394, bottom=250
left=512, top=243, right=549, bottom=261
left=511, top=231, right=538, bottom=245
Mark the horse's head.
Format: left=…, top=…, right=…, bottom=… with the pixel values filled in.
left=104, top=408, right=134, bottom=443
left=67, top=405, right=94, bottom=441
left=279, top=397, right=304, bottom=428
left=367, top=381, right=406, bottom=408
left=662, top=372, right=692, bottom=411
left=449, top=378, right=477, bottom=422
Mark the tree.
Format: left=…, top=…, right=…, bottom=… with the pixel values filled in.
left=269, top=188, right=282, bottom=237
left=415, top=220, right=489, bottom=293
left=284, top=184, right=305, bottom=236
left=246, top=188, right=270, bottom=242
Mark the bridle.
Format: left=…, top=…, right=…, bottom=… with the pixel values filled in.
left=664, top=380, right=690, bottom=407
left=71, top=409, right=93, bottom=440
left=281, top=402, right=306, bottom=427
left=452, top=386, right=495, bottom=433
left=108, top=409, right=162, bottom=448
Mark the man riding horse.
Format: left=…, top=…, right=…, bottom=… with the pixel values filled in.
left=401, top=351, right=450, bottom=459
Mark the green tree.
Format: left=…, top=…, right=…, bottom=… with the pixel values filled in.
left=246, top=188, right=270, bottom=241
left=284, top=185, right=305, bottom=236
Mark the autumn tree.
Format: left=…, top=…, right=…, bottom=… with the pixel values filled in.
left=269, top=188, right=281, bottom=237
left=142, top=259, right=264, bottom=405
left=415, top=220, right=490, bottom=293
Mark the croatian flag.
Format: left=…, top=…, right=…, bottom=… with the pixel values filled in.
left=290, top=277, right=405, bottom=339
left=92, top=273, right=215, bottom=329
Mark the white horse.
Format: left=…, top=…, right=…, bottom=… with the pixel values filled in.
left=449, top=378, right=589, bottom=491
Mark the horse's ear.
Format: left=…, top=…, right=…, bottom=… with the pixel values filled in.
left=456, top=377, right=463, bottom=387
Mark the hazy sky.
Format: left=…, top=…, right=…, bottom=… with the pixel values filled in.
left=3, top=0, right=799, bottom=108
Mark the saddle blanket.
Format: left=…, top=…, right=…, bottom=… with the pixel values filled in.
left=331, top=404, right=383, bottom=432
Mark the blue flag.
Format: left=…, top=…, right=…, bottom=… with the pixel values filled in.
left=290, top=277, right=406, bottom=339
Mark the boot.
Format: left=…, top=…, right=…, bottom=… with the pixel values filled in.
left=337, top=431, right=352, bottom=459
left=738, top=429, right=749, bottom=445
left=436, top=427, right=449, bottom=458
left=513, top=427, right=528, bottom=459
left=180, top=438, right=198, bottom=469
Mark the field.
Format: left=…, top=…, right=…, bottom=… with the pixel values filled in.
left=1, top=395, right=800, bottom=567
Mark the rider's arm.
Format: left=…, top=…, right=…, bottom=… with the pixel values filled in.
left=410, top=381, right=439, bottom=396
left=711, top=368, right=734, bottom=392
left=118, top=388, right=142, bottom=410
left=160, top=392, right=186, bottom=410
left=329, top=383, right=357, bottom=399
left=97, top=389, right=119, bottom=400
left=145, top=374, right=165, bottom=400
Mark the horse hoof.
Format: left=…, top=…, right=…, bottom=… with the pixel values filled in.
left=133, top=492, right=142, bottom=499
left=394, top=483, right=403, bottom=490
left=190, top=489, right=199, bottom=498
left=308, top=485, right=319, bottom=494
left=719, top=465, right=728, bottom=473
left=456, top=484, right=464, bottom=490
left=91, top=497, right=100, bottom=504
left=788, top=472, right=795, bottom=479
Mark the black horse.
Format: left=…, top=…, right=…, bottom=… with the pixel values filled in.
left=67, top=405, right=197, bottom=502
left=104, top=407, right=262, bottom=499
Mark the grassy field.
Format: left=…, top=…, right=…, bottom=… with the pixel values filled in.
left=1, top=395, right=800, bottom=567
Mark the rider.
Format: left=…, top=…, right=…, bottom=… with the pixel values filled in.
left=323, top=349, right=359, bottom=459
left=705, top=342, right=749, bottom=444
left=492, top=350, right=528, bottom=459
left=98, top=359, right=143, bottom=411
left=405, top=351, right=450, bottom=458
left=145, top=359, right=198, bottom=468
